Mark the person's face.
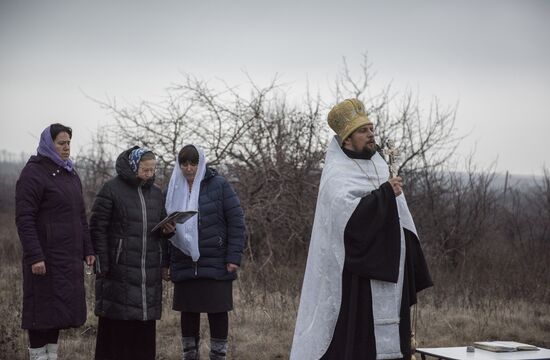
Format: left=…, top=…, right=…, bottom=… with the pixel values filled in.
left=180, top=161, right=198, bottom=183
left=343, top=124, right=376, bottom=154
left=54, top=132, right=71, bottom=161
left=137, top=159, right=156, bottom=181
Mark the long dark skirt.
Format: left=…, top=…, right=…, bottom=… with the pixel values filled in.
left=173, top=279, right=233, bottom=313
left=95, top=317, right=156, bottom=360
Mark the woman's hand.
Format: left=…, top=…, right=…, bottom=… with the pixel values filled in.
left=84, top=255, right=96, bottom=275
left=226, top=263, right=239, bottom=273
left=161, top=267, right=171, bottom=281
left=162, top=221, right=176, bottom=234
left=86, top=255, right=96, bottom=266
left=31, top=261, right=46, bottom=275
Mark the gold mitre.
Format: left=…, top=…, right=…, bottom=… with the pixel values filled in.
left=327, top=98, right=372, bottom=144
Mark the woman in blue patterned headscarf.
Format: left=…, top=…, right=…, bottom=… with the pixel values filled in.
left=90, top=146, right=174, bottom=360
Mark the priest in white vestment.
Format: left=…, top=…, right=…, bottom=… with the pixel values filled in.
left=290, top=98, right=433, bottom=360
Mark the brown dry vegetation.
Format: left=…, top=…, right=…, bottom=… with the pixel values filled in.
left=2, top=60, right=549, bottom=358
left=1, top=200, right=549, bottom=360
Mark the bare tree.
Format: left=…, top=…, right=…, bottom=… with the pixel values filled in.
left=411, top=159, right=498, bottom=267
left=90, top=74, right=277, bottom=186
left=75, top=128, right=115, bottom=208
left=227, top=94, right=328, bottom=267
left=85, top=74, right=327, bottom=268
left=333, top=53, right=462, bottom=175
left=80, top=58, right=467, bottom=270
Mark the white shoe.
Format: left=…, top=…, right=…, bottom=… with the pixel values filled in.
left=46, top=343, right=58, bottom=360
left=28, top=346, right=47, bottom=360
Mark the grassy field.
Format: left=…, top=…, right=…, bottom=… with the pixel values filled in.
left=1, top=212, right=549, bottom=359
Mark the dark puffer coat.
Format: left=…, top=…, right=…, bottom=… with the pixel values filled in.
left=15, top=155, right=94, bottom=330
left=90, top=147, right=168, bottom=321
left=169, top=167, right=245, bottom=282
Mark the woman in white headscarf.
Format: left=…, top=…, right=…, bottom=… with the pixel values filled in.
left=165, top=144, right=245, bottom=360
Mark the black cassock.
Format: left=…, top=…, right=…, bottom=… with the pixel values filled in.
left=321, top=151, right=433, bottom=360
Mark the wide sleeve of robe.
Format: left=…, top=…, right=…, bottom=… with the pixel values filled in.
left=344, top=181, right=432, bottom=294
left=344, top=181, right=401, bottom=283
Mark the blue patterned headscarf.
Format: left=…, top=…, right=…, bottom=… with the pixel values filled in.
left=128, top=147, right=152, bottom=173
left=37, top=125, right=74, bottom=172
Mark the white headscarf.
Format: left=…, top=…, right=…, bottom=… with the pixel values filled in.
left=165, top=144, right=207, bottom=261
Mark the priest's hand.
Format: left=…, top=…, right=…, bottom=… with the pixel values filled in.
left=389, top=176, right=403, bottom=196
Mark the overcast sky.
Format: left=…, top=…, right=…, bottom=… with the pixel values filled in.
left=1, top=0, right=548, bottom=175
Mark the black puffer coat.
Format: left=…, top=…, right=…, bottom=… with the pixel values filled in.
left=90, top=147, right=168, bottom=321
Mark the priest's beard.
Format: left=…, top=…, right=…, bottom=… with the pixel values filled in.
left=351, top=143, right=377, bottom=159
left=343, top=141, right=377, bottom=159
left=361, top=146, right=377, bottom=159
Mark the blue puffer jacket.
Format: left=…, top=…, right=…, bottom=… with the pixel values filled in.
left=169, top=167, right=245, bottom=282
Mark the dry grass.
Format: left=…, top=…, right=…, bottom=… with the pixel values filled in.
left=416, top=294, right=550, bottom=349
left=1, top=212, right=549, bottom=359
left=0, top=265, right=297, bottom=359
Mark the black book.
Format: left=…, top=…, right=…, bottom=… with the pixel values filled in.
left=151, top=210, right=198, bottom=233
